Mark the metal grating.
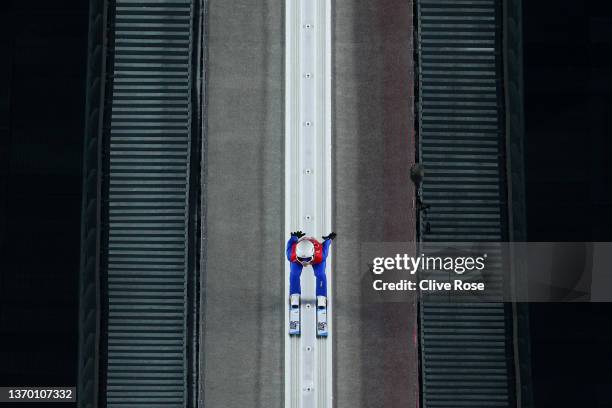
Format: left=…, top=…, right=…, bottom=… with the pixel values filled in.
left=104, top=1, right=194, bottom=406
left=417, top=0, right=514, bottom=407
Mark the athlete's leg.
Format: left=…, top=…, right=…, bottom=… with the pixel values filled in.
left=289, top=262, right=303, bottom=295
left=312, top=261, right=327, bottom=298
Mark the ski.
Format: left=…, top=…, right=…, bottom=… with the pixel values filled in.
left=316, top=296, right=328, bottom=337
left=289, top=294, right=300, bottom=335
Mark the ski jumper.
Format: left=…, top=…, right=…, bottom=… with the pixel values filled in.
left=286, top=236, right=332, bottom=297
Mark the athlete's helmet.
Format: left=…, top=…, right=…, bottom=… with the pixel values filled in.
left=296, top=239, right=315, bottom=265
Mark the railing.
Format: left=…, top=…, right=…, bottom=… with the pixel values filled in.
left=77, top=0, right=110, bottom=406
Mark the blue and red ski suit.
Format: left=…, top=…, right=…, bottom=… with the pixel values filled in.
left=286, top=236, right=332, bottom=297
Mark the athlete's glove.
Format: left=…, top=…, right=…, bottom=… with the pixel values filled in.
left=322, top=232, right=336, bottom=241
left=291, top=231, right=305, bottom=238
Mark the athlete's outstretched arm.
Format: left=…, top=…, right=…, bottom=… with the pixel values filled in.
left=321, top=232, right=336, bottom=259
left=286, top=236, right=297, bottom=261
left=322, top=239, right=331, bottom=259
left=286, top=231, right=305, bottom=261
